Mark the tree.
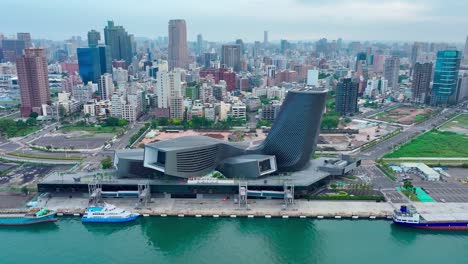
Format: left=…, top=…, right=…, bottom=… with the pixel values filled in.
left=117, top=119, right=128, bottom=126
left=403, top=180, right=415, bottom=193
left=21, top=186, right=29, bottom=195
left=101, top=156, right=113, bottom=169
left=105, top=117, right=119, bottom=127
left=321, top=111, right=340, bottom=129
left=29, top=112, right=39, bottom=119
left=58, top=105, right=67, bottom=118
left=25, top=117, right=37, bottom=126
left=84, top=113, right=91, bottom=124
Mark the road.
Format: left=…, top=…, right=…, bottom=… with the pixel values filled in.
left=356, top=107, right=461, bottom=160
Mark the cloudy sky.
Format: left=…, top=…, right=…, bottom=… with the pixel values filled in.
left=1, top=0, right=467, bottom=43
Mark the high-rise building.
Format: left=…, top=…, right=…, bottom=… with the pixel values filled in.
left=111, top=93, right=124, bottom=118
left=410, top=42, right=421, bottom=67
left=462, top=36, right=468, bottom=67
left=411, top=62, right=432, bottom=104
left=203, top=52, right=217, bottom=68
left=280, top=40, right=290, bottom=54
left=168, top=19, right=188, bottom=70
left=196, top=34, right=203, bottom=55
left=235, top=39, right=245, bottom=54
left=17, top=33, right=32, bottom=48
left=335, top=78, right=358, bottom=116
left=264, top=31, right=268, bottom=44
left=221, top=44, right=241, bottom=72
left=77, top=47, right=101, bottom=84
left=88, top=30, right=101, bottom=47
left=98, top=45, right=112, bottom=74
left=383, top=56, right=400, bottom=92
left=431, top=50, right=461, bottom=105
left=355, top=52, right=368, bottom=80
left=1, top=39, right=25, bottom=62
left=156, top=71, right=182, bottom=109
left=104, top=21, right=133, bottom=64
left=16, top=48, right=50, bottom=117
left=99, top=73, right=114, bottom=100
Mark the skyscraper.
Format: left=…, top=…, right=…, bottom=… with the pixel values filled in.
left=17, top=33, right=32, bottom=48
left=104, top=21, right=133, bottom=64
left=431, top=50, right=461, bottom=105
left=221, top=44, right=241, bottom=72
left=168, top=19, right=188, bottom=70
left=335, top=78, right=358, bottom=116
left=77, top=47, right=101, bottom=84
left=410, top=42, right=421, bottom=67
left=383, top=56, right=400, bottom=92
left=98, top=45, right=112, bottom=75
left=264, top=31, right=268, bottom=44
left=88, top=30, right=101, bottom=47
left=196, top=34, right=203, bottom=55
left=411, top=62, right=432, bottom=104
left=462, top=36, right=468, bottom=67
left=17, top=48, right=50, bottom=117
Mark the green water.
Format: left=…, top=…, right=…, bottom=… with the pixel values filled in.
left=1, top=218, right=467, bottom=264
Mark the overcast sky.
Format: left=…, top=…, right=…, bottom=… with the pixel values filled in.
left=1, top=0, right=467, bottom=43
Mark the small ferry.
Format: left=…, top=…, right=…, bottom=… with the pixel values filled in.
left=81, top=204, right=140, bottom=223
left=0, top=208, right=57, bottom=226
left=392, top=205, right=468, bottom=230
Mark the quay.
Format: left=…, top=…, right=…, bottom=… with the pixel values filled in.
left=37, top=196, right=396, bottom=218
left=19, top=196, right=468, bottom=221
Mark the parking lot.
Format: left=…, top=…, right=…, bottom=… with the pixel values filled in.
left=31, top=132, right=113, bottom=150
left=0, top=163, right=72, bottom=187
left=382, top=189, right=408, bottom=203
left=418, top=184, right=468, bottom=203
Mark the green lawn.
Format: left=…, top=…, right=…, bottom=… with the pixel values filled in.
left=60, top=125, right=120, bottom=134
left=384, top=131, right=468, bottom=158
left=441, top=114, right=468, bottom=130
left=13, top=126, right=42, bottom=137
left=8, top=151, right=83, bottom=161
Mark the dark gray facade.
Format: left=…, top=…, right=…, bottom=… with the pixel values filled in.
left=115, top=88, right=328, bottom=178
left=412, top=62, right=432, bottom=104
left=259, top=89, right=327, bottom=171
left=335, top=78, right=358, bottom=116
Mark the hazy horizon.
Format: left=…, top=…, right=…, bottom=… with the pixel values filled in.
left=1, top=0, right=467, bottom=43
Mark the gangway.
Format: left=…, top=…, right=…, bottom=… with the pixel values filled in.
left=88, top=182, right=102, bottom=206
left=238, top=182, right=248, bottom=209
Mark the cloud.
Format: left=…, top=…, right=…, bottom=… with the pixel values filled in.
left=0, top=0, right=466, bottom=42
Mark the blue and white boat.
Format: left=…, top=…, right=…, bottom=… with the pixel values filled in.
left=81, top=204, right=140, bottom=223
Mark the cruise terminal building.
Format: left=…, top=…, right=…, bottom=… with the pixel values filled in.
left=39, top=88, right=361, bottom=197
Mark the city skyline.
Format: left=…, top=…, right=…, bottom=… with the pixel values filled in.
left=1, top=0, right=467, bottom=43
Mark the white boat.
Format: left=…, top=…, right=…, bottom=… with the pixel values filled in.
left=81, top=204, right=140, bottom=223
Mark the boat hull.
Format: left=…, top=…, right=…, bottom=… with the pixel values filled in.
left=0, top=213, right=57, bottom=226
left=393, top=220, right=468, bottom=230
left=82, top=214, right=139, bottom=223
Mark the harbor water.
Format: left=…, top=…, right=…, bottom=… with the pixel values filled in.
left=1, top=217, right=467, bottom=264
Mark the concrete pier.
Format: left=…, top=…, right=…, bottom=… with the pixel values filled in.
left=35, top=196, right=468, bottom=220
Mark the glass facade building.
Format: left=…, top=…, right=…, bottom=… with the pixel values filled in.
left=98, top=45, right=112, bottom=75
left=431, top=50, right=461, bottom=105
left=77, top=47, right=101, bottom=84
